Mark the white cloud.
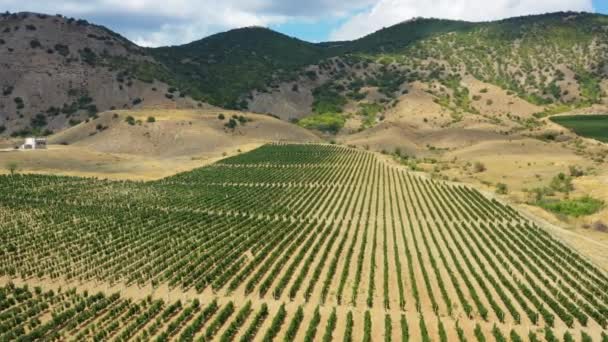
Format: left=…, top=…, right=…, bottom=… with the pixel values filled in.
left=0, top=0, right=597, bottom=46
left=0, top=0, right=374, bottom=46
left=330, top=0, right=594, bottom=41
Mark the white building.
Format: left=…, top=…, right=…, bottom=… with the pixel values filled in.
left=20, top=137, right=47, bottom=150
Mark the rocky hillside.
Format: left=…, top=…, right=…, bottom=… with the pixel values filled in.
left=2, top=11, right=608, bottom=137
left=0, top=12, right=207, bottom=137
left=243, top=13, right=608, bottom=133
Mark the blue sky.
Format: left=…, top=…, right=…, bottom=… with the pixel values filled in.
left=596, top=0, right=608, bottom=13
left=0, top=0, right=605, bottom=46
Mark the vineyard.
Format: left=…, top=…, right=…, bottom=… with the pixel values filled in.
left=1, top=143, right=608, bottom=341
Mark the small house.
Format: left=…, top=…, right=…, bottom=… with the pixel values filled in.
left=20, top=137, right=47, bottom=150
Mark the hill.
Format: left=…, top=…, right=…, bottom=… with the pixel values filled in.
left=1, top=109, right=320, bottom=179
left=0, top=12, right=207, bottom=138
left=3, top=11, right=608, bottom=138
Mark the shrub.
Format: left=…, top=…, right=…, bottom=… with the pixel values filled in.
left=29, top=40, right=41, bottom=49
left=225, top=118, right=238, bottom=129
left=3, top=86, right=14, bottom=96
left=568, top=165, right=584, bottom=177
left=549, top=173, right=573, bottom=193
left=147, top=117, right=155, bottom=123
left=496, top=183, right=508, bottom=195
left=218, top=113, right=225, bottom=120
left=14, top=97, right=24, bottom=109
left=0, top=125, right=5, bottom=134
left=79, top=48, right=97, bottom=66
left=538, top=196, right=604, bottom=217
left=132, top=98, right=142, bottom=105
left=298, top=112, right=345, bottom=134
left=54, top=44, right=69, bottom=57
left=473, top=161, right=486, bottom=173
left=125, top=116, right=136, bottom=125
left=592, top=221, right=608, bottom=232
left=30, top=113, right=47, bottom=128
left=6, top=162, right=18, bottom=175
left=68, top=119, right=81, bottom=126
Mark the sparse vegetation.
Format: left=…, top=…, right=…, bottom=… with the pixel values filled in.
left=495, top=183, right=508, bottom=195
left=6, top=162, right=18, bottom=175
left=473, top=161, right=486, bottom=173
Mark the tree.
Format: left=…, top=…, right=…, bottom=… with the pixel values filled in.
left=6, top=162, right=18, bottom=175
left=225, top=118, right=237, bottom=129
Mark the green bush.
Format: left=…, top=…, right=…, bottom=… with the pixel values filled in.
left=549, top=173, right=573, bottom=193
left=298, top=112, right=345, bottom=134
left=225, top=118, right=238, bottom=129
left=538, top=196, right=604, bottom=217
left=496, top=183, right=508, bottom=195
left=125, top=116, right=136, bottom=125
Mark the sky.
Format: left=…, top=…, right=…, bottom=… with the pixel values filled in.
left=0, top=0, right=606, bottom=47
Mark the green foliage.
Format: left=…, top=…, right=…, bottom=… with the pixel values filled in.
left=576, top=70, right=602, bottom=103
left=549, top=173, right=573, bottom=193
left=312, top=83, right=347, bottom=114
left=151, top=27, right=330, bottom=108
left=298, top=112, right=345, bottom=134
left=125, top=116, right=136, bottom=125
left=495, top=183, right=508, bottom=195
left=14, top=97, right=24, bottom=110
left=79, top=48, right=97, bottom=66
left=54, top=44, right=69, bottom=57
left=147, top=116, right=156, bottom=123
left=108, top=12, right=608, bottom=113
left=363, top=310, right=371, bottom=342
left=538, top=196, right=604, bottom=217
left=30, top=113, right=47, bottom=128
left=225, top=118, right=238, bottom=129
left=358, top=103, right=383, bottom=129
left=262, top=303, right=286, bottom=342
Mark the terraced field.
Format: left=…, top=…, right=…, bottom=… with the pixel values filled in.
left=1, top=143, right=608, bottom=341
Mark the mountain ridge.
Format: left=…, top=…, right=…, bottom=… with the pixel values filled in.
left=1, top=10, right=607, bottom=136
